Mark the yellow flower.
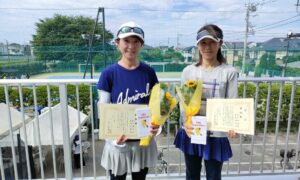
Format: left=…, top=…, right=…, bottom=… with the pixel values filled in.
left=180, top=80, right=198, bottom=105
left=151, top=115, right=160, bottom=124
left=165, top=92, right=172, bottom=100
left=170, top=98, right=177, bottom=109
left=161, top=85, right=177, bottom=116
left=141, top=83, right=177, bottom=147
left=176, top=80, right=202, bottom=127
left=186, top=106, right=199, bottom=116
left=185, top=80, right=196, bottom=88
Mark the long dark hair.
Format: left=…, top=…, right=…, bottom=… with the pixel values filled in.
left=195, top=24, right=226, bottom=66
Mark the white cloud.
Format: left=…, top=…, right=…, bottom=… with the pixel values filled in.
left=0, top=0, right=299, bottom=46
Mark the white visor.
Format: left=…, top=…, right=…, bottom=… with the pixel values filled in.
left=196, top=30, right=221, bottom=44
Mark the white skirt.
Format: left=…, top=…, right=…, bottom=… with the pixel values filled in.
left=101, top=138, right=158, bottom=176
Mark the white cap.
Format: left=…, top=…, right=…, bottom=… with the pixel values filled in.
left=116, top=21, right=144, bottom=43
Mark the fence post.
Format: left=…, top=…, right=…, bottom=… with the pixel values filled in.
left=59, top=84, right=73, bottom=180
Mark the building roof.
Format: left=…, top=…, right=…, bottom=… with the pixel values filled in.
left=182, top=46, right=196, bottom=52
left=9, top=43, right=22, bottom=48
left=143, top=44, right=153, bottom=50
left=286, top=61, right=300, bottom=68
left=223, top=42, right=244, bottom=49
left=260, top=37, right=300, bottom=51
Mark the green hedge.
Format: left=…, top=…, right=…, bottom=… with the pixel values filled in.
left=0, top=62, right=46, bottom=77
left=238, top=83, right=300, bottom=133
left=0, top=84, right=91, bottom=114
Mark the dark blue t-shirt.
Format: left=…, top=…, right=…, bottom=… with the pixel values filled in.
left=97, top=62, right=158, bottom=104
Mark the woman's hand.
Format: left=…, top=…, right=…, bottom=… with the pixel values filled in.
left=228, top=130, right=239, bottom=138
left=150, top=123, right=160, bottom=136
left=184, top=122, right=193, bottom=138
left=116, top=134, right=128, bottom=145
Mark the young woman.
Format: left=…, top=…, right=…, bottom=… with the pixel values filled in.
left=97, top=21, right=159, bottom=180
left=174, top=24, right=239, bottom=180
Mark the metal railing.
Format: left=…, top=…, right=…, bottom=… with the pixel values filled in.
left=0, top=77, right=300, bottom=180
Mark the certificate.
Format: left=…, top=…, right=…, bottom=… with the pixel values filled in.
left=135, top=108, right=151, bottom=138
left=191, top=116, right=207, bottom=145
left=98, top=104, right=148, bottom=139
left=206, top=98, right=255, bottom=135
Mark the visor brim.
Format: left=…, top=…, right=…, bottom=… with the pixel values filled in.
left=196, top=35, right=220, bottom=44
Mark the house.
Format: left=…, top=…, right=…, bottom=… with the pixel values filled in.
left=143, top=44, right=154, bottom=51
left=0, top=42, right=8, bottom=55
left=258, top=37, right=300, bottom=65
left=181, top=46, right=196, bottom=62
left=285, top=61, right=300, bottom=68
left=8, top=43, right=23, bottom=55
left=222, top=42, right=244, bottom=65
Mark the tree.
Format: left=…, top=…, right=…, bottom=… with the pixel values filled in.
left=163, top=48, right=184, bottom=61
left=255, top=52, right=281, bottom=77
left=32, top=14, right=113, bottom=65
left=140, top=48, right=163, bottom=61
left=24, top=45, right=31, bottom=61
left=139, top=47, right=184, bottom=62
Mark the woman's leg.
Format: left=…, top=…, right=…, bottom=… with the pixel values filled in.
left=109, top=170, right=127, bottom=180
left=204, top=159, right=223, bottom=180
left=184, top=153, right=202, bottom=180
left=131, top=167, right=148, bottom=180
left=74, top=154, right=80, bottom=169
left=82, top=153, right=85, bottom=166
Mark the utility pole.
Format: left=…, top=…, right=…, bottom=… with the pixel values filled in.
left=4, top=40, right=10, bottom=62
left=101, top=7, right=106, bottom=68
left=282, top=31, right=300, bottom=77
left=176, top=34, right=182, bottom=49
left=242, top=1, right=256, bottom=76
left=296, top=0, right=300, bottom=14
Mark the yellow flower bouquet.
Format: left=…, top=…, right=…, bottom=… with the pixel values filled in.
left=140, top=83, right=177, bottom=146
left=176, top=80, right=203, bottom=128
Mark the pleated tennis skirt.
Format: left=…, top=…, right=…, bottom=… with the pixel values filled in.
left=174, top=127, right=233, bottom=162
left=101, top=138, right=158, bottom=176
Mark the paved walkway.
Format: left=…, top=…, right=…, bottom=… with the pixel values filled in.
left=71, top=173, right=300, bottom=180
left=41, top=132, right=300, bottom=179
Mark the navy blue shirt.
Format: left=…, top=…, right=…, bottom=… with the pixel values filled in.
left=97, top=62, right=158, bottom=104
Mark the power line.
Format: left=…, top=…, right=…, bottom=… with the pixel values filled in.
left=0, top=8, right=97, bottom=11
left=210, top=6, right=245, bottom=24
left=257, top=0, right=278, bottom=6
left=254, top=15, right=299, bottom=30
left=255, top=18, right=300, bottom=32
left=0, top=7, right=244, bottom=13
left=0, top=7, right=296, bottom=14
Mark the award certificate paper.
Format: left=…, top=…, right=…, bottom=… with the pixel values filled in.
left=99, top=104, right=148, bottom=139
left=135, top=108, right=151, bottom=138
left=191, top=116, right=207, bottom=145
left=206, top=98, right=255, bottom=135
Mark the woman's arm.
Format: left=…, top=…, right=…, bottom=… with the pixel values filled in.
left=226, top=68, right=238, bottom=99
left=99, top=90, right=111, bottom=103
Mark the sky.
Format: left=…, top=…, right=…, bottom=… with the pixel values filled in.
left=0, top=0, right=299, bottom=47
